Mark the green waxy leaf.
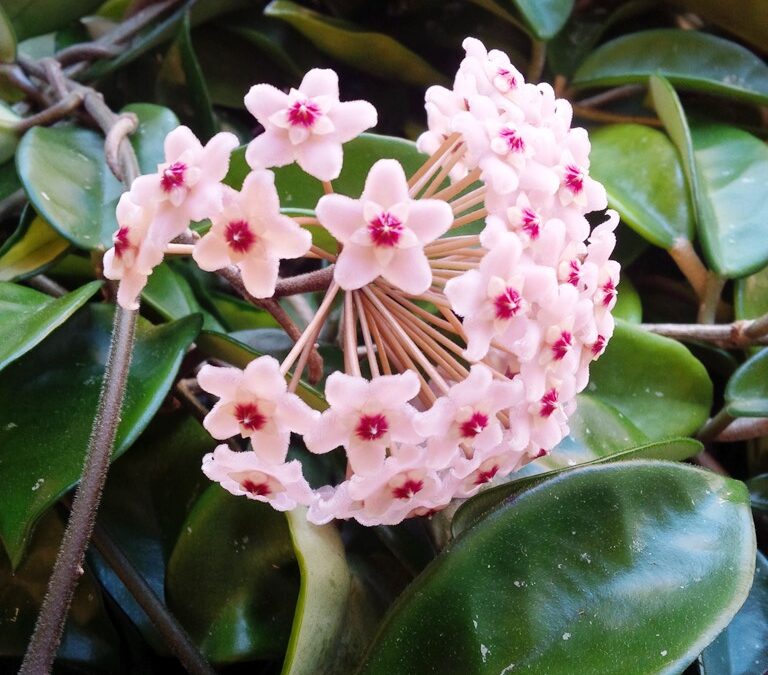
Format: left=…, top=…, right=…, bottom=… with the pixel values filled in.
left=573, top=30, right=768, bottom=105
left=585, top=320, right=713, bottom=440
left=0, top=510, right=120, bottom=671
left=0, top=280, right=100, bottom=372
left=700, top=551, right=768, bottom=675
left=226, top=133, right=426, bottom=209
left=0, top=305, right=200, bottom=567
left=0, top=208, right=69, bottom=282
left=196, top=330, right=327, bottom=411
left=613, top=277, right=642, bottom=323
left=282, top=509, right=352, bottom=675
left=725, top=349, right=768, bottom=418
left=589, top=124, right=693, bottom=249
left=0, top=101, right=20, bottom=165
left=452, top=437, right=702, bottom=536
left=0, top=4, right=17, bottom=62
left=360, top=461, right=755, bottom=674
left=691, top=124, right=768, bottom=278
left=667, top=0, right=768, bottom=53
left=1, top=0, right=103, bottom=41
left=166, top=486, right=300, bottom=663
left=735, top=265, right=768, bottom=322
left=16, top=104, right=179, bottom=250
left=506, top=0, right=574, bottom=41
left=264, top=0, right=446, bottom=87
left=747, top=474, right=768, bottom=513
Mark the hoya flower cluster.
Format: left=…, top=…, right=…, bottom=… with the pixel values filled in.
left=104, top=38, right=619, bottom=526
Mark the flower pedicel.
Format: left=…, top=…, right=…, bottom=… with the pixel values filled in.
left=104, top=37, right=619, bottom=526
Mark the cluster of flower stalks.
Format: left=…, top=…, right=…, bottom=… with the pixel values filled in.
left=104, top=38, right=619, bottom=526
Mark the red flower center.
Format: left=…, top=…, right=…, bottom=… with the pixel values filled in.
left=392, top=478, right=424, bottom=500
left=287, top=99, right=322, bottom=127
left=496, top=68, right=517, bottom=90
left=114, top=226, right=130, bottom=259
left=225, top=220, right=257, bottom=254
left=494, top=287, right=522, bottom=320
left=161, top=162, right=186, bottom=192
left=234, top=402, right=267, bottom=432
left=355, top=413, right=389, bottom=441
left=474, top=464, right=499, bottom=485
left=566, top=260, right=581, bottom=286
left=459, top=411, right=489, bottom=438
left=591, top=335, right=606, bottom=356
left=368, top=211, right=403, bottom=248
left=601, top=279, right=616, bottom=306
left=241, top=479, right=271, bottom=496
left=551, top=331, right=573, bottom=360
left=564, top=164, right=584, bottom=193
left=499, top=127, right=525, bottom=152
left=540, top=389, right=559, bottom=418
left=521, top=207, right=540, bottom=239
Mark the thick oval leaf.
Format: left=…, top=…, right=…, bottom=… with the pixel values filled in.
left=226, top=133, right=426, bottom=208
left=691, top=124, right=768, bottom=278
left=16, top=104, right=179, bottom=250
left=0, top=510, right=119, bottom=670
left=586, top=320, right=713, bottom=439
left=1, top=0, right=102, bottom=41
left=668, top=0, right=768, bottom=52
left=590, top=124, right=693, bottom=248
left=0, top=209, right=69, bottom=282
left=747, top=474, right=768, bottom=512
left=92, top=410, right=216, bottom=651
left=0, top=305, right=201, bottom=567
left=573, top=30, right=768, bottom=106
left=725, top=349, right=768, bottom=418
left=0, top=101, right=20, bottom=166
left=0, top=280, right=100, bottom=372
left=700, top=551, right=768, bottom=675
left=0, top=159, right=20, bottom=201
left=264, top=0, right=445, bottom=87
left=166, top=486, right=300, bottom=663
left=210, top=291, right=280, bottom=331
left=196, top=330, right=327, bottom=411
left=452, top=437, right=702, bottom=536
left=282, top=509, right=352, bottom=675
left=360, top=461, right=755, bottom=675
left=735, top=265, right=768, bottom=322
left=506, top=0, right=574, bottom=40
left=613, top=276, right=642, bottom=323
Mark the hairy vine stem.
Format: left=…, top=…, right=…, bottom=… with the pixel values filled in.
left=17, top=50, right=212, bottom=675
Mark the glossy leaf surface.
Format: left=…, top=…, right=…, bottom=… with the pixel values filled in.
left=725, top=349, right=768, bottom=418
left=573, top=30, right=768, bottom=105
left=0, top=305, right=200, bottom=566
left=507, top=0, right=574, bottom=40
left=0, top=209, right=69, bottom=282
left=590, top=123, right=693, bottom=248
left=361, top=462, right=755, bottom=674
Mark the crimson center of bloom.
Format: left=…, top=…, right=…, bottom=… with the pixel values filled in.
left=601, top=279, right=617, bottom=306
left=551, top=331, right=573, bottom=360
left=591, top=335, right=606, bottom=356
left=499, top=127, right=525, bottom=152
left=161, top=161, right=186, bottom=192
left=225, top=220, right=257, bottom=254
left=234, top=402, right=267, bottom=432
left=521, top=207, right=540, bottom=239
left=474, top=464, right=499, bottom=485
left=368, top=211, right=403, bottom=248
left=355, top=413, right=389, bottom=441
left=496, top=67, right=517, bottom=90
left=113, top=226, right=130, bottom=259
left=540, top=389, right=559, bottom=418
left=392, top=478, right=424, bottom=500
left=241, top=479, right=271, bottom=496
left=459, top=411, right=489, bottom=438
left=287, top=99, right=322, bottom=128
left=494, top=287, right=522, bottom=320
left=564, top=164, right=584, bottom=193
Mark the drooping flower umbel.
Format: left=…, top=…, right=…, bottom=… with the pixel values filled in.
left=104, top=38, right=619, bottom=526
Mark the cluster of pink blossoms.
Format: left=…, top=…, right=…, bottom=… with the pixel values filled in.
left=105, top=39, right=619, bottom=526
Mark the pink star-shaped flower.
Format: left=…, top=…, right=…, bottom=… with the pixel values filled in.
left=414, top=364, right=523, bottom=468
left=197, top=356, right=319, bottom=465
left=103, top=192, right=164, bottom=310
left=203, top=445, right=313, bottom=511
left=303, top=370, right=424, bottom=475
left=245, top=69, right=377, bottom=181
left=193, top=170, right=311, bottom=297
left=316, top=159, right=453, bottom=294
left=130, top=126, right=239, bottom=245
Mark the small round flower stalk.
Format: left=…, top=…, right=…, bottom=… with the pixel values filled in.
left=106, top=40, right=620, bottom=527
left=245, top=68, right=377, bottom=181
left=193, top=170, right=312, bottom=297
